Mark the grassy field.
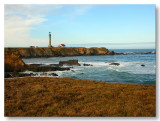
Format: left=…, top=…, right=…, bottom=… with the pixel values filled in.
left=5, top=77, right=156, bottom=117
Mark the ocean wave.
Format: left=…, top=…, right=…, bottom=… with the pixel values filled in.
left=107, top=67, right=123, bottom=72
left=22, top=54, right=156, bottom=84
left=80, top=62, right=109, bottom=66
left=81, top=61, right=155, bottom=75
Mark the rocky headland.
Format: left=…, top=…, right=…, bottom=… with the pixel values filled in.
left=5, top=47, right=114, bottom=78
left=5, top=47, right=114, bottom=58
left=5, top=47, right=155, bottom=78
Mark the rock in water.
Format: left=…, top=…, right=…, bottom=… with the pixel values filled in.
left=109, top=63, right=120, bottom=66
left=5, top=72, right=32, bottom=78
left=59, top=60, right=81, bottom=66
left=107, top=51, right=115, bottom=55
left=141, top=64, right=145, bottom=67
left=48, top=73, right=58, bottom=76
left=83, top=63, right=93, bottom=66
left=26, top=65, right=70, bottom=72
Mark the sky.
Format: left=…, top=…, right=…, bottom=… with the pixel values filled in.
left=4, top=4, right=156, bottom=49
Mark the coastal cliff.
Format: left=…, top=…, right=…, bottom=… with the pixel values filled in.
left=5, top=47, right=114, bottom=73
left=5, top=51, right=25, bottom=72
left=5, top=47, right=114, bottom=58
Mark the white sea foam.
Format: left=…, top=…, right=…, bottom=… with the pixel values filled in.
left=79, top=61, right=155, bottom=75
left=22, top=54, right=156, bottom=85
left=107, top=67, right=122, bottom=72
left=71, top=67, right=83, bottom=71
left=80, top=62, right=108, bottom=66
left=23, top=60, right=155, bottom=76
left=21, top=70, right=34, bottom=73
left=109, top=61, right=155, bottom=74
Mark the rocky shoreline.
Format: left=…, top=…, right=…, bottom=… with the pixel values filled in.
left=5, top=59, right=148, bottom=78
left=5, top=47, right=115, bottom=58
left=4, top=47, right=155, bottom=78
left=5, top=47, right=114, bottom=78
left=5, top=59, right=94, bottom=78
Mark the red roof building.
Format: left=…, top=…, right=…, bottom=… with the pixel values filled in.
left=58, top=44, right=66, bottom=47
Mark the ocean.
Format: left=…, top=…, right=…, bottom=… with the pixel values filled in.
left=22, top=49, right=156, bottom=85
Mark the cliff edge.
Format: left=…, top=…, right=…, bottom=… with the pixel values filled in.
left=5, top=47, right=115, bottom=58
left=4, top=47, right=114, bottom=73
left=5, top=51, right=25, bottom=72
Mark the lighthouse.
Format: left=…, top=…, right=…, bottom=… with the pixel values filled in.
left=48, top=32, right=52, bottom=48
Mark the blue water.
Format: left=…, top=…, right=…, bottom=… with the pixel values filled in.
left=23, top=49, right=156, bottom=85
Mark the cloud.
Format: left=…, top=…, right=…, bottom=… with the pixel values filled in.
left=25, top=17, right=47, bottom=25
left=4, top=4, right=92, bottom=47
left=4, top=15, right=47, bottom=47
left=4, top=15, right=48, bottom=47
left=5, top=4, right=62, bottom=18
left=4, top=4, right=62, bottom=47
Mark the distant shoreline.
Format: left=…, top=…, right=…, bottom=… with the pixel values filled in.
left=4, top=47, right=156, bottom=49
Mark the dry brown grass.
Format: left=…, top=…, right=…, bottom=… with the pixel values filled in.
left=5, top=77, right=156, bottom=117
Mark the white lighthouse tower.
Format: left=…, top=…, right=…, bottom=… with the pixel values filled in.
left=48, top=32, right=52, bottom=48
